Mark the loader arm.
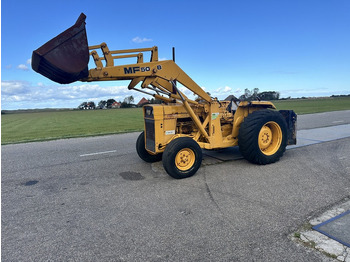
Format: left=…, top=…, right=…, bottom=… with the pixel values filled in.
left=83, top=42, right=213, bottom=141
left=83, top=56, right=211, bottom=103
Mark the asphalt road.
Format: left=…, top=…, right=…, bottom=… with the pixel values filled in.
left=2, top=110, right=350, bottom=261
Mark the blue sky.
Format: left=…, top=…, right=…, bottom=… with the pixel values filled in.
left=1, top=0, right=350, bottom=110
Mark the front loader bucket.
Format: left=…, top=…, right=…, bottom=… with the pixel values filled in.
left=32, top=13, right=89, bottom=84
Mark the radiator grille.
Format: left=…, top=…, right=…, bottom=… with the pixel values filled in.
left=145, top=119, right=155, bottom=152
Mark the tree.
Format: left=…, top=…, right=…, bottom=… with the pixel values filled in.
left=78, top=102, right=87, bottom=109
left=98, top=100, right=107, bottom=109
left=106, top=99, right=116, bottom=108
left=124, top=95, right=134, bottom=104
left=120, top=101, right=130, bottom=108
left=87, top=101, right=96, bottom=109
left=252, top=88, right=259, bottom=100
left=120, top=95, right=135, bottom=108
left=238, top=88, right=282, bottom=101
left=258, top=91, right=280, bottom=100
left=149, top=98, right=162, bottom=104
left=239, top=88, right=253, bottom=101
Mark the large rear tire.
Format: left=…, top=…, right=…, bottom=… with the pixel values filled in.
left=238, top=110, right=287, bottom=165
left=136, top=131, right=162, bottom=163
left=162, top=137, right=202, bottom=179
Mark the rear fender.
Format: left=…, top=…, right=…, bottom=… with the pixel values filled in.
left=279, top=110, right=297, bottom=145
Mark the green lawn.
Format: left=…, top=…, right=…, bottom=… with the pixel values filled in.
left=2, top=97, right=350, bottom=144
left=1, top=108, right=144, bottom=144
left=272, top=97, right=350, bottom=114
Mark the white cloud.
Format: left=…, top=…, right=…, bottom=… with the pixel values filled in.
left=213, top=86, right=232, bottom=93
left=234, top=88, right=242, bottom=94
left=1, top=81, right=30, bottom=95
left=223, top=86, right=232, bottom=92
left=201, top=86, right=244, bottom=100
left=1, top=81, right=148, bottom=109
left=175, top=84, right=201, bottom=101
left=17, top=64, right=29, bottom=71
left=132, top=36, right=153, bottom=43
left=209, top=86, right=235, bottom=98
left=13, top=59, right=32, bottom=71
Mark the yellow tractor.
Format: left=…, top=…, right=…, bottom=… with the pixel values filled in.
left=32, top=13, right=296, bottom=179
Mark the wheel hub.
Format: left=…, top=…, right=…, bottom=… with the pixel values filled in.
left=176, top=148, right=195, bottom=171
left=258, top=121, right=282, bottom=155
left=259, top=126, right=273, bottom=149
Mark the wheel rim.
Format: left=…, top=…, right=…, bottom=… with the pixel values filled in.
left=258, top=121, right=282, bottom=155
left=175, top=148, right=196, bottom=171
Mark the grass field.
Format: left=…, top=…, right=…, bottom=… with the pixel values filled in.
left=2, top=96, right=350, bottom=144
left=272, top=96, right=350, bottom=114
left=1, top=108, right=144, bottom=144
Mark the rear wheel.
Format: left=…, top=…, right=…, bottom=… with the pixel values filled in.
left=238, top=110, right=287, bottom=165
left=162, top=137, right=202, bottom=179
left=136, top=131, right=162, bottom=162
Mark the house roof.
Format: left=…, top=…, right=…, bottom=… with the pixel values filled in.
left=225, top=95, right=239, bottom=101
left=137, top=97, right=149, bottom=106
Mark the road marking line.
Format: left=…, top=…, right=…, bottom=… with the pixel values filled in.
left=332, top=120, right=345, bottom=124
left=80, top=150, right=117, bottom=157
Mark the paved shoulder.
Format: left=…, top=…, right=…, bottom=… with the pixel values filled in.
left=297, top=110, right=350, bottom=130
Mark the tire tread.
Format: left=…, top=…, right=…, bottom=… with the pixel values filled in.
left=238, top=110, right=287, bottom=165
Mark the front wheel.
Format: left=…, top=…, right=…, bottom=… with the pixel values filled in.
left=162, top=137, right=202, bottom=179
left=238, top=110, right=288, bottom=165
left=136, top=131, right=162, bottom=163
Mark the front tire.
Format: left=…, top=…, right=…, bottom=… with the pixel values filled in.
left=162, top=137, right=202, bottom=179
left=136, top=131, right=162, bottom=163
left=238, top=110, right=287, bottom=165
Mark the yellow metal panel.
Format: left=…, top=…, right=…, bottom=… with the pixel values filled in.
left=208, top=102, right=223, bottom=145
left=231, top=102, right=277, bottom=138
left=154, top=61, right=211, bottom=102
left=239, top=101, right=276, bottom=109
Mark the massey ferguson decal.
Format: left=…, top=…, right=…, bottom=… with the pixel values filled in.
left=124, top=65, right=162, bottom=74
